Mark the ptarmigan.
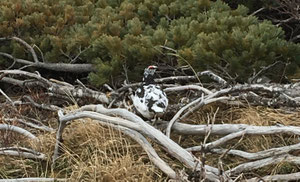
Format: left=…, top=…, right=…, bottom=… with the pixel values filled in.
left=132, top=65, right=168, bottom=121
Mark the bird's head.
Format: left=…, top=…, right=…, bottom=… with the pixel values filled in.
left=145, top=65, right=157, bottom=74
left=143, top=65, right=158, bottom=84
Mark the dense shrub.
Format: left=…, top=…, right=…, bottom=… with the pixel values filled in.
left=222, top=0, right=269, bottom=12
left=0, top=0, right=299, bottom=85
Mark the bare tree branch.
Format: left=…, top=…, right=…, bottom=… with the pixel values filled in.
left=21, top=95, right=61, bottom=111
left=159, top=122, right=300, bottom=136
left=2, top=62, right=300, bottom=180
left=164, top=85, right=213, bottom=95
left=111, top=125, right=178, bottom=179
left=0, top=124, right=38, bottom=140
left=0, top=70, right=109, bottom=104
left=226, top=154, right=300, bottom=175
left=187, top=130, right=246, bottom=152
left=0, top=147, right=46, bottom=160
left=117, top=70, right=226, bottom=92
left=0, top=37, right=94, bottom=73
left=198, top=70, right=227, bottom=86
left=56, top=105, right=223, bottom=181
left=211, top=141, right=300, bottom=160
left=248, top=61, right=285, bottom=83
left=248, top=171, right=300, bottom=182
left=11, top=37, right=39, bottom=63
left=4, top=118, right=54, bottom=132
left=0, top=88, right=14, bottom=105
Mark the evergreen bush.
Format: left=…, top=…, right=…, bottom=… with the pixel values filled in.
left=0, top=0, right=299, bottom=85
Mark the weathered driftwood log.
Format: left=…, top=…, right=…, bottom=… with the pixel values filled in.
left=117, top=70, right=227, bottom=93
left=226, top=154, right=300, bottom=176
left=0, top=37, right=94, bottom=73
left=248, top=171, right=300, bottom=182
left=53, top=110, right=178, bottom=179
left=0, top=147, right=46, bottom=160
left=0, top=124, right=38, bottom=140
left=2, top=64, right=300, bottom=181
left=165, top=83, right=300, bottom=138
left=211, top=142, right=300, bottom=160
left=0, top=70, right=109, bottom=104
left=119, top=126, right=178, bottom=179
left=55, top=105, right=223, bottom=181
left=54, top=104, right=300, bottom=181
left=160, top=122, right=300, bottom=136
left=4, top=118, right=54, bottom=132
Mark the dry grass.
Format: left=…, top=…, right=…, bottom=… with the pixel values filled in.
left=0, top=91, right=164, bottom=181
left=227, top=106, right=300, bottom=153
left=1, top=102, right=300, bottom=180
left=171, top=105, right=300, bottom=176
left=0, top=111, right=163, bottom=181
left=189, top=105, right=300, bottom=176
left=56, top=121, right=159, bottom=181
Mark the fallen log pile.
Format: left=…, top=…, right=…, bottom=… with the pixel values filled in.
left=1, top=68, right=300, bottom=181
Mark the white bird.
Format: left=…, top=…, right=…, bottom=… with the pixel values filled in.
left=132, top=65, right=168, bottom=121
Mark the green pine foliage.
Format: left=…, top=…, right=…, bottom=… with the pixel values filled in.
left=0, top=0, right=299, bottom=85
left=222, top=0, right=270, bottom=12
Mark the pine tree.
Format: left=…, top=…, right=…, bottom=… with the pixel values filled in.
left=0, top=0, right=299, bottom=85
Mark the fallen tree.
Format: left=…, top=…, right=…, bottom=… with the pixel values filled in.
left=0, top=37, right=94, bottom=73
left=1, top=67, right=300, bottom=181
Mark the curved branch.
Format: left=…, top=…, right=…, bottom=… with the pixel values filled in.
left=211, top=142, right=300, bottom=161
left=117, top=70, right=227, bottom=92
left=187, top=130, right=246, bottom=152
left=165, top=83, right=300, bottom=138
left=4, top=118, right=54, bottom=132
left=0, top=70, right=109, bottom=104
left=0, top=70, right=51, bottom=84
left=165, top=97, right=202, bottom=138
left=164, top=85, right=213, bottom=95
left=11, top=36, right=39, bottom=63
left=58, top=105, right=223, bottom=181
left=0, top=147, right=46, bottom=159
left=226, top=154, right=300, bottom=176
left=166, top=96, right=230, bottom=138
left=248, top=172, right=300, bottom=182
left=198, top=70, right=227, bottom=85
left=0, top=52, right=94, bottom=72
left=159, top=122, right=300, bottom=136
left=115, top=126, right=178, bottom=179
left=56, top=109, right=178, bottom=178
left=0, top=124, right=38, bottom=140
left=0, top=37, right=94, bottom=73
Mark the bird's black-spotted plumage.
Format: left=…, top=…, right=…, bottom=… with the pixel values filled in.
left=133, top=66, right=168, bottom=119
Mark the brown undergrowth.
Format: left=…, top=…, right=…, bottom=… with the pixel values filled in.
left=179, top=105, right=300, bottom=179
left=0, top=117, right=161, bottom=181
left=1, top=102, right=300, bottom=181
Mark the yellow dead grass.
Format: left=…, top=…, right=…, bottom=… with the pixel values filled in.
left=231, top=106, right=300, bottom=126
left=216, top=106, right=300, bottom=176
left=40, top=120, right=160, bottom=181
left=0, top=117, right=162, bottom=181
left=1, top=104, right=300, bottom=180
left=178, top=105, right=300, bottom=176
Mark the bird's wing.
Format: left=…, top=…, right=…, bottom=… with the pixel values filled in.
left=133, top=87, right=153, bottom=119
left=144, top=85, right=168, bottom=113
left=133, top=91, right=147, bottom=112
